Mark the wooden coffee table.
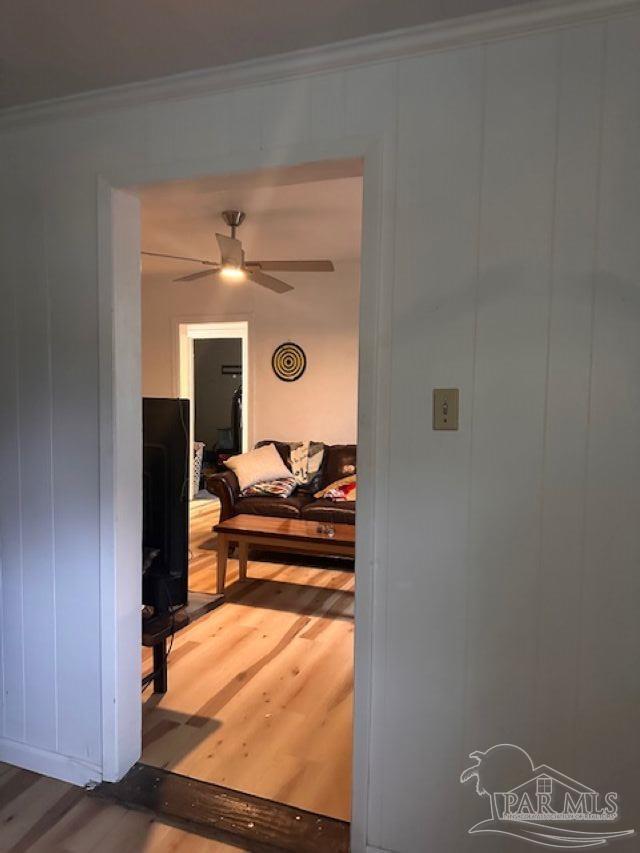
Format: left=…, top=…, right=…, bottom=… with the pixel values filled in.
left=213, top=514, right=355, bottom=593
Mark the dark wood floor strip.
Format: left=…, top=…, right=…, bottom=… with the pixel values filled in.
left=186, top=615, right=311, bottom=727
left=92, top=763, right=349, bottom=853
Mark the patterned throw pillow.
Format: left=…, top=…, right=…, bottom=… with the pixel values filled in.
left=241, top=476, right=297, bottom=498
left=193, top=441, right=205, bottom=493
left=289, top=441, right=325, bottom=485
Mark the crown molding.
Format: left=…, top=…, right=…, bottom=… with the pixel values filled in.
left=0, top=0, right=637, bottom=130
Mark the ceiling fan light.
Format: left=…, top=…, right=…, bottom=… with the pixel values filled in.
left=220, top=264, right=246, bottom=282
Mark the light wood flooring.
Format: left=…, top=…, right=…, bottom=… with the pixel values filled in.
left=141, top=501, right=355, bottom=822
left=0, top=762, right=246, bottom=852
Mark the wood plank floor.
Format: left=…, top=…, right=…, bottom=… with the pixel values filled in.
left=142, top=502, right=355, bottom=823
left=0, top=763, right=247, bottom=852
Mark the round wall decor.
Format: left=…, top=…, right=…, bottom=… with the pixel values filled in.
left=272, top=341, right=306, bottom=382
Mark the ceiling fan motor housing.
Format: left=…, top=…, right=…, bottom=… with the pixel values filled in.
left=221, top=209, right=246, bottom=237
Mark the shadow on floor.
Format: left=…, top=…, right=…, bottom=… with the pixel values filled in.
left=223, top=577, right=355, bottom=621
left=142, top=703, right=223, bottom=760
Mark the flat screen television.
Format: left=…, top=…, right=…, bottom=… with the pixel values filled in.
left=142, top=397, right=190, bottom=614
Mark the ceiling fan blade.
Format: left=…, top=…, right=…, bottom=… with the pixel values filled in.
left=174, top=269, right=218, bottom=282
left=216, top=233, right=243, bottom=267
left=249, top=270, right=294, bottom=294
left=142, top=251, right=217, bottom=266
left=246, top=260, right=334, bottom=272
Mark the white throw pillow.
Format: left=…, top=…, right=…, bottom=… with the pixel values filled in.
left=224, top=444, right=291, bottom=492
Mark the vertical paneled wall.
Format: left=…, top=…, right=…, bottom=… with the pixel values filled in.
left=372, top=17, right=640, bottom=853
left=578, top=13, right=640, bottom=799
left=1, top=10, right=639, bottom=852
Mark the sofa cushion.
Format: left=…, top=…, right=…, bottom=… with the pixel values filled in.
left=319, top=445, right=357, bottom=490
left=235, top=493, right=312, bottom=519
left=301, top=499, right=356, bottom=525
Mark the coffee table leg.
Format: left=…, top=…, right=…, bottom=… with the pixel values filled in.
left=217, top=533, right=229, bottom=594
left=239, top=539, right=249, bottom=581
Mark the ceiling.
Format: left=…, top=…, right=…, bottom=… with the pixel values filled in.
left=140, top=163, right=363, bottom=280
left=1, top=0, right=535, bottom=109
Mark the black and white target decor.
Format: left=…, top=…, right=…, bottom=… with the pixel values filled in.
left=271, top=342, right=307, bottom=382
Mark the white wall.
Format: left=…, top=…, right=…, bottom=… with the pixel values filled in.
left=142, top=261, right=360, bottom=445
left=1, top=5, right=640, bottom=851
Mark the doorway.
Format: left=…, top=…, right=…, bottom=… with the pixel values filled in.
left=136, top=162, right=362, bottom=824
left=178, top=320, right=250, bottom=499
left=99, top=146, right=387, bottom=851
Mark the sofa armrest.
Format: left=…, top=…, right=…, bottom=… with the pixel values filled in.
left=205, top=470, right=240, bottom=521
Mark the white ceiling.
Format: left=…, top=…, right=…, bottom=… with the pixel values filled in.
left=140, top=163, right=363, bottom=279
left=1, top=0, right=535, bottom=108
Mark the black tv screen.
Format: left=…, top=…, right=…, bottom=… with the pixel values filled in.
left=142, top=397, right=190, bottom=613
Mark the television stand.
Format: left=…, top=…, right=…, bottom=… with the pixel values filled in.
left=142, top=609, right=189, bottom=693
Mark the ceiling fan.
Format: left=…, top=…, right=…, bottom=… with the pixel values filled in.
left=141, top=209, right=335, bottom=294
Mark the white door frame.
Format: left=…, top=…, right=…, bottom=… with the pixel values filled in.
left=97, top=136, right=391, bottom=853
left=178, top=320, right=249, bottom=497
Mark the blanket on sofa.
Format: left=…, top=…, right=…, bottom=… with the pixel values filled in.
left=289, top=440, right=324, bottom=485
left=315, top=474, right=357, bottom=502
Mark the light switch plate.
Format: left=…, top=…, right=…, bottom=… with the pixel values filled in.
left=433, top=388, right=459, bottom=431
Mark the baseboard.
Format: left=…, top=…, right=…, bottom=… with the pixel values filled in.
left=0, top=737, right=102, bottom=787
left=367, top=846, right=395, bottom=853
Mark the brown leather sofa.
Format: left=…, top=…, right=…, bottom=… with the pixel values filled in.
left=205, top=440, right=356, bottom=525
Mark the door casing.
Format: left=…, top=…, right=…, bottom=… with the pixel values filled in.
left=97, top=137, right=391, bottom=853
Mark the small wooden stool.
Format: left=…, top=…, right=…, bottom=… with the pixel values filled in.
left=142, top=609, right=189, bottom=693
